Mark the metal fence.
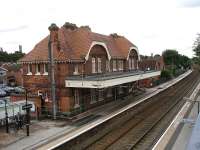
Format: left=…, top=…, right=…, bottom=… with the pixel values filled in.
left=0, top=103, right=26, bottom=126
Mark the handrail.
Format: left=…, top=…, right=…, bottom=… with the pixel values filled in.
left=66, top=70, right=158, bottom=81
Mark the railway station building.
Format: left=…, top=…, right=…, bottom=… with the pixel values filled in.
left=18, top=22, right=161, bottom=115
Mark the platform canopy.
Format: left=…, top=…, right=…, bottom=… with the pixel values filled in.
left=65, top=70, right=161, bottom=88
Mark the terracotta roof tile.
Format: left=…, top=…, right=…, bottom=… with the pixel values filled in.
left=19, top=25, right=137, bottom=63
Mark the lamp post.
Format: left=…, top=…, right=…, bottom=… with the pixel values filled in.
left=22, top=89, right=32, bottom=136
left=48, top=23, right=58, bottom=120
left=4, top=99, right=9, bottom=133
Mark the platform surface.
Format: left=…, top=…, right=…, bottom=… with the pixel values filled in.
left=186, top=101, right=200, bottom=150
left=170, top=104, right=198, bottom=150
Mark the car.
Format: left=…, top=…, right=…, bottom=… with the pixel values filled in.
left=0, top=100, right=5, bottom=108
left=0, top=84, right=6, bottom=88
left=14, top=86, right=25, bottom=94
left=0, top=89, right=6, bottom=97
left=2, top=86, right=15, bottom=93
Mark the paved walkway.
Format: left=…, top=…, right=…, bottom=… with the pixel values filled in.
left=170, top=100, right=199, bottom=150
left=2, top=71, right=192, bottom=150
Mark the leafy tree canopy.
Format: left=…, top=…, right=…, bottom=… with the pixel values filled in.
left=0, top=50, right=25, bottom=62
left=162, top=49, right=179, bottom=66
left=162, top=49, right=191, bottom=70
left=193, top=33, right=200, bottom=64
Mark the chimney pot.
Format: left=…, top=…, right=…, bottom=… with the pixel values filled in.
left=48, top=23, right=59, bottom=31
left=63, top=22, right=78, bottom=30
left=48, top=23, right=59, bottom=50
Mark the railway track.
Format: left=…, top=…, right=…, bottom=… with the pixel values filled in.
left=83, top=71, right=200, bottom=150
left=50, top=71, right=200, bottom=150
left=131, top=75, right=200, bottom=150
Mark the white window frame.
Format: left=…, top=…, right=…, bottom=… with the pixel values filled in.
left=73, top=64, right=79, bottom=75
left=90, top=89, right=97, bottom=104
left=129, top=59, right=132, bottom=70
left=113, top=60, right=117, bottom=71
left=43, top=64, right=48, bottom=75
left=132, top=58, right=135, bottom=69
left=107, top=88, right=112, bottom=97
left=106, top=60, right=110, bottom=72
left=119, top=60, right=123, bottom=71
left=119, top=87, right=123, bottom=94
left=92, top=57, right=96, bottom=73
left=35, top=64, right=41, bottom=75
left=97, top=57, right=102, bottom=73
left=98, top=89, right=104, bottom=101
left=27, top=64, right=32, bottom=75
left=74, top=89, right=80, bottom=108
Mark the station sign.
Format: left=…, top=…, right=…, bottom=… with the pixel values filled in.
left=22, top=104, right=32, bottom=110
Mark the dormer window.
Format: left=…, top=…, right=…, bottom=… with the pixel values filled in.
left=97, top=58, right=102, bottom=73
left=27, top=64, right=32, bottom=75
left=43, top=64, right=48, bottom=75
left=92, top=57, right=96, bottom=73
left=36, top=64, right=41, bottom=75
left=113, top=60, right=117, bottom=71
left=73, top=64, right=79, bottom=75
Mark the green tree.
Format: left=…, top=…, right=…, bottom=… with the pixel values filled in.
left=0, top=50, right=25, bottom=62
left=162, top=49, right=191, bottom=76
left=193, top=33, right=200, bottom=64
left=179, top=55, right=191, bottom=69
left=162, top=49, right=179, bottom=67
left=160, top=69, right=172, bottom=81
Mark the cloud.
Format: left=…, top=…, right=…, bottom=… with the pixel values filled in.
left=178, top=0, right=200, bottom=7
left=0, top=25, right=28, bottom=33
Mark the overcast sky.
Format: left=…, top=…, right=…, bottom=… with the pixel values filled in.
left=0, top=0, right=200, bottom=58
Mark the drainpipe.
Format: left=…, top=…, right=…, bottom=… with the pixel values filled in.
left=48, top=23, right=59, bottom=120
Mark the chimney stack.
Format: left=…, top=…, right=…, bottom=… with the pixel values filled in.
left=48, top=23, right=59, bottom=43
left=63, top=22, right=78, bottom=31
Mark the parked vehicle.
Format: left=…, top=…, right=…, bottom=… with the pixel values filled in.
left=14, top=86, right=25, bottom=94
left=0, top=89, right=6, bottom=97
left=2, top=86, right=15, bottom=94
left=0, top=100, right=5, bottom=108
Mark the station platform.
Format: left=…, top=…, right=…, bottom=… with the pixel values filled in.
left=168, top=95, right=200, bottom=150
left=152, top=76, right=200, bottom=150
left=187, top=103, right=200, bottom=150
left=170, top=102, right=198, bottom=150
left=1, top=70, right=192, bottom=150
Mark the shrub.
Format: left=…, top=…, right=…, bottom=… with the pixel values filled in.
left=160, top=69, right=172, bottom=80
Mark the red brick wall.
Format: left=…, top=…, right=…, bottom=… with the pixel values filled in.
left=22, top=62, right=72, bottom=111
left=139, top=57, right=165, bottom=71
